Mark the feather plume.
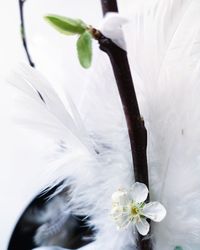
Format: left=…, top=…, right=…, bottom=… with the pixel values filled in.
left=126, top=0, right=200, bottom=249
left=8, top=57, right=134, bottom=249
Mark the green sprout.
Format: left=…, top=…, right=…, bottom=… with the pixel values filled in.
left=45, top=14, right=93, bottom=69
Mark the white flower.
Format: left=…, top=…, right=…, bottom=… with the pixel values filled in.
left=111, top=182, right=166, bottom=236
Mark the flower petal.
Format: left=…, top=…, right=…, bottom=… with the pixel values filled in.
left=111, top=206, right=123, bottom=218
left=131, top=182, right=148, bottom=203
left=116, top=216, right=130, bottom=230
left=142, top=202, right=166, bottom=222
left=111, top=205, right=130, bottom=230
left=112, top=189, right=129, bottom=206
left=135, top=218, right=150, bottom=236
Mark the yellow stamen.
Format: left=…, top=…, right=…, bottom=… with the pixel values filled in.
left=130, top=204, right=141, bottom=218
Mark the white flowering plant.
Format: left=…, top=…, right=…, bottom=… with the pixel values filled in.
left=111, top=182, right=166, bottom=236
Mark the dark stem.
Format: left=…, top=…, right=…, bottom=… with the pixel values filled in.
left=18, top=0, right=35, bottom=67
left=98, top=36, right=152, bottom=250
left=99, top=1, right=152, bottom=249
left=100, top=0, right=119, bottom=16
left=18, top=0, right=46, bottom=102
left=99, top=38, right=149, bottom=186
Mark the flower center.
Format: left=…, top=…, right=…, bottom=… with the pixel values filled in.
left=130, top=205, right=140, bottom=217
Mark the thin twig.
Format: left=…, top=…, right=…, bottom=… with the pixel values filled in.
left=18, top=0, right=35, bottom=67
left=99, top=1, right=152, bottom=249
left=18, top=0, right=46, bottom=102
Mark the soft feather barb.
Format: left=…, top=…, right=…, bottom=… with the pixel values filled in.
left=125, top=0, right=200, bottom=249
left=8, top=61, right=135, bottom=249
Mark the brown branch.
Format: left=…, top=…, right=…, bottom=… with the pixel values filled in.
left=99, top=1, right=152, bottom=249
left=98, top=37, right=149, bottom=185
left=18, top=0, right=35, bottom=67
left=100, top=0, right=119, bottom=16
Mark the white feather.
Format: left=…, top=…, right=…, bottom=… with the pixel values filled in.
left=9, top=59, right=134, bottom=250
left=99, top=12, right=128, bottom=50
left=7, top=0, right=200, bottom=249
left=125, top=0, right=200, bottom=249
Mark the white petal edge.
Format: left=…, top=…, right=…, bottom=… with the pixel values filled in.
left=112, top=189, right=129, bottom=206
left=131, top=182, right=149, bottom=203
left=135, top=218, right=150, bottom=236
left=142, top=202, right=167, bottom=222
left=111, top=206, right=123, bottom=218
left=116, top=216, right=130, bottom=230
left=111, top=206, right=130, bottom=229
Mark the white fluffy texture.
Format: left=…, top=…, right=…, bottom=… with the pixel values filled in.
left=126, top=0, right=200, bottom=249
left=75, top=52, right=135, bottom=249
left=6, top=0, right=200, bottom=250
left=8, top=60, right=134, bottom=249
left=99, top=12, right=128, bottom=50
left=0, top=2, right=102, bottom=248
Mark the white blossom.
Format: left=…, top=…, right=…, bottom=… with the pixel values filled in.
left=111, top=182, right=166, bottom=236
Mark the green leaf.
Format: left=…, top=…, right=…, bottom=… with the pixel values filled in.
left=44, top=15, right=87, bottom=35
left=77, top=31, right=92, bottom=68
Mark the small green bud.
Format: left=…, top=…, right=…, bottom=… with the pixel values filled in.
left=77, top=31, right=92, bottom=68
left=44, top=15, right=87, bottom=35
